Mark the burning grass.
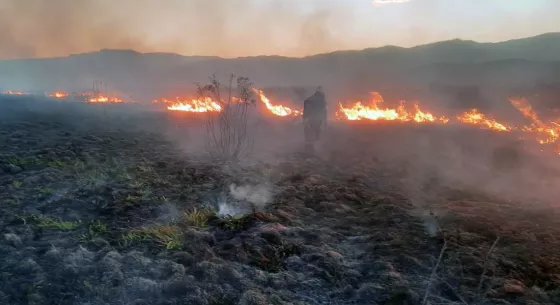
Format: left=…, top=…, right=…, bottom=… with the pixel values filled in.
left=1, top=94, right=560, bottom=305
left=155, top=89, right=560, bottom=156
left=48, top=91, right=69, bottom=99
left=337, top=92, right=449, bottom=123
left=6, top=86, right=560, bottom=155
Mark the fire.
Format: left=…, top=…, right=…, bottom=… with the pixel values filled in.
left=162, top=97, right=222, bottom=112
left=2, top=90, right=29, bottom=95
left=88, top=94, right=123, bottom=103
left=48, top=91, right=69, bottom=98
left=337, top=92, right=448, bottom=123
left=252, top=89, right=301, bottom=117
left=456, top=109, right=512, bottom=132
left=151, top=88, right=560, bottom=156
left=160, top=89, right=301, bottom=116
left=413, top=104, right=450, bottom=123
left=509, top=97, right=560, bottom=145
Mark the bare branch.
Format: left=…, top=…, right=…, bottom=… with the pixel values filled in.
left=477, top=236, right=501, bottom=295
left=197, top=74, right=256, bottom=161
left=422, top=240, right=448, bottom=305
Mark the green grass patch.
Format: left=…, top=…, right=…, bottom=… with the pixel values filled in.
left=218, top=214, right=254, bottom=231
left=123, top=194, right=142, bottom=204
left=122, top=225, right=183, bottom=250
left=36, top=187, right=56, bottom=196
left=4, top=156, right=72, bottom=169
left=4, top=198, right=20, bottom=206
left=5, top=156, right=40, bottom=166
left=46, top=160, right=70, bottom=168
left=29, top=214, right=80, bottom=230
left=184, top=207, right=215, bottom=228
left=79, top=220, right=110, bottom=242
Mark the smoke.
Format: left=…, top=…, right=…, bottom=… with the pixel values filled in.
left=2, top=0, right=560, bottom=60
left=229, top=183, right=272, bottom=211
left=0, top=0, right=149, bottom=59
left=211, top=183, right=272, bottom=217
left=322, top=117, right=560, bottom=235
left=392, top=126, right=560, bottom=211
left=372, top=0, right=411, bottom=6
left=217, top=200, right=247, bottom=217
left=0, top=0, right=355, bottom=59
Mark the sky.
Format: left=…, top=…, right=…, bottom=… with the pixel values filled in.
left=0, top=0, right=558, bottom=59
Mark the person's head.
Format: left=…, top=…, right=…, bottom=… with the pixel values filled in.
left=316, top=86, right=323, bottom=93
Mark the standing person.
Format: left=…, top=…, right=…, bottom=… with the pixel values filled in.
left=303, top=86, right=327, bottom=153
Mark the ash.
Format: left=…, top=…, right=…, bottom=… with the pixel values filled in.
left=1, top=97, right=559, bottom=305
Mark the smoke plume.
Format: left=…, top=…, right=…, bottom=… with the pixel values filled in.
left=0, top=0, right=354, bottom=59
left=229, top=183, right=272, bottom=211
left=1, top=0, right=560, bottom=59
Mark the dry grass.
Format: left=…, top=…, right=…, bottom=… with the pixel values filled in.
left=184, top=207, right=215, bottom=228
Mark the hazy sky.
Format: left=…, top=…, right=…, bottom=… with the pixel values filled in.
left=0, top=0, right=558, bottom=59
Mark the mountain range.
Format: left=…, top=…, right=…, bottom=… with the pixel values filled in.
left=1, top=33, right=560, bottom=103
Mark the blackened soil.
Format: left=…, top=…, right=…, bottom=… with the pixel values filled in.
left=1, top=97, right=559, bottom=305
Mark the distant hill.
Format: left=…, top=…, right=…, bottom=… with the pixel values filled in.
left=1, top=33, right=560, bottom=101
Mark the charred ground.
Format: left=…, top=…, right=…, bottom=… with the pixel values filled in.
left=1, top=96, right=559, bottom=305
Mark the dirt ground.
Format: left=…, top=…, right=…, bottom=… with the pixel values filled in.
left=1, top=96, right=559, bottom=305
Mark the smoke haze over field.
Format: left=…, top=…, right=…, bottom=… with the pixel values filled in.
left=1, top=0, right=560, bottom=58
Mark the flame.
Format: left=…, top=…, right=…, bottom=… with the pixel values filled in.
left=160, top=89, right=301, bottom=116
left=3, top=90, right=29, bottom=95
left=509, top=97, right=540, bottom=123
left=88, top=94, right=123, bottom=103
left=456, top=109, right=512, bottom=132
left=509, top=97, right=560, bottom=146
left=163, top=97, right=222, bottom=112
left=413, top=104, right=450, bottom=123
left=252, top=88, right=301, bottom=116
left=48, top=91, right=69, bottom=98
left=337, top=92, right=448, bottom=123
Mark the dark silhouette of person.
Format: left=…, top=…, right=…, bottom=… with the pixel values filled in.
left=303, top=86, right=327, bottom=153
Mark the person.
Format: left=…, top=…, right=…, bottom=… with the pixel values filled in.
left=303, top=86, right=327, bottom=153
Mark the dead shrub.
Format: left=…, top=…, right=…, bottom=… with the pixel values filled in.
left=197, top=74, right=256, bottom=161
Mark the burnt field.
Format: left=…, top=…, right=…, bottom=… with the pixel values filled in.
left=1, top=96, right=560, bottom=305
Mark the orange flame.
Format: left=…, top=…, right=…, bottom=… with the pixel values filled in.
left=88, top=94, right=123, bottom=103
left=160, top=89, right=301, bottom=116
left=152, top=89, right=560, bottom=155
left=3, top=90, right=29, bottom=95
left=162, top=97, right=222, bottom=112
left=252, top=88, right=301, bottom=116
left=337, top=92, right=448, bottom=123
left=48, top=91, right=69, bottom=98
left=509, top=97, right=560, bottom=145
left=456, top=109, right=512, bottom=132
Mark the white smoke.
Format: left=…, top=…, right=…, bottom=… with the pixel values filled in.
left=213, top=183, right=273, bottom=217
left=372, top=0, right=411, bottom=7
left=229, top=184, right=272, bottom=208
left=217, top=200, right=248, bottom=217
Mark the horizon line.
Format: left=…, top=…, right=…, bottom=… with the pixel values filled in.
left=2, top=31, right=559, bottom=61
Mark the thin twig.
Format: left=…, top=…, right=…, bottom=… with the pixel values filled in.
left=477, top=236, right=500, bottom=294
left=435, top=276, right=469, bottom=305
left=422, top=239, right=448, bottom=305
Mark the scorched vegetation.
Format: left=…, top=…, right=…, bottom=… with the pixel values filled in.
left=0, top=95, right=559, bottom=305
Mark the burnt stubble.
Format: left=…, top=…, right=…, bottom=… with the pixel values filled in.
left=1, top=96, right=559, bottom=305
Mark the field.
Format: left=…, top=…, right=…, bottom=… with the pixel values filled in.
left=1, top=96, right=560, bottom=305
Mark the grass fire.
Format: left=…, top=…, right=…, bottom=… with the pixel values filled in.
left=1, top=8, right=560, bottom=305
